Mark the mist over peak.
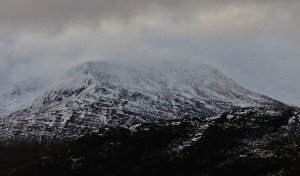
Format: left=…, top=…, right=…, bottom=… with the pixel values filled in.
left=0, top=0, right=299, bottom=105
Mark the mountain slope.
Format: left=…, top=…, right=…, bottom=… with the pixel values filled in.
left=0, top=60, right=284, bottom=139
left=1, top=107, right=299, bottom=176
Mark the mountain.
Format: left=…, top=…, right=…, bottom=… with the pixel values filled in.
left=0, top=60, right=284, bottom=140
left=1, top=60, right=298, bottom=175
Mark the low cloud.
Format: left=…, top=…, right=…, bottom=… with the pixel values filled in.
left=0, top=0, right=299, bottom=105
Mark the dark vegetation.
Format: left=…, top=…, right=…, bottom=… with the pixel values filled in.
left=1, top=107, right=300, bottom=176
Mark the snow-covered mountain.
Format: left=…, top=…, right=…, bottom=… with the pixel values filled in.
left=0, top=60, right=285, bottom=139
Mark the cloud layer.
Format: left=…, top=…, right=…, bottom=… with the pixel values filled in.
left=0, top=0, right=300, bottom=105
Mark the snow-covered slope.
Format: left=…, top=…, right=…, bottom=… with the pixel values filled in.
left=2, top=107, right=300, bottom=176
left=0, top=60, right=284, bottom=139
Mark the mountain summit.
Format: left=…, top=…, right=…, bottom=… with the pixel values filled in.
left=0, top=60, right=283, bottom=139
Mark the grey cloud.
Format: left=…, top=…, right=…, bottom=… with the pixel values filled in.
left=0, top=0, right=298, bottom=34
left=0, top=0, right=300, bottom=105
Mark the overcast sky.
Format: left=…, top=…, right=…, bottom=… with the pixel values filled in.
left=0, top=0, right=299, bottom=106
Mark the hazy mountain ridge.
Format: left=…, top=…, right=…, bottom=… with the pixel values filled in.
left=0, top=78, right=49, bottom=116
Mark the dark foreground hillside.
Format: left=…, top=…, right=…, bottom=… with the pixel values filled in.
left=1, top=107, right=300, bottom=176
